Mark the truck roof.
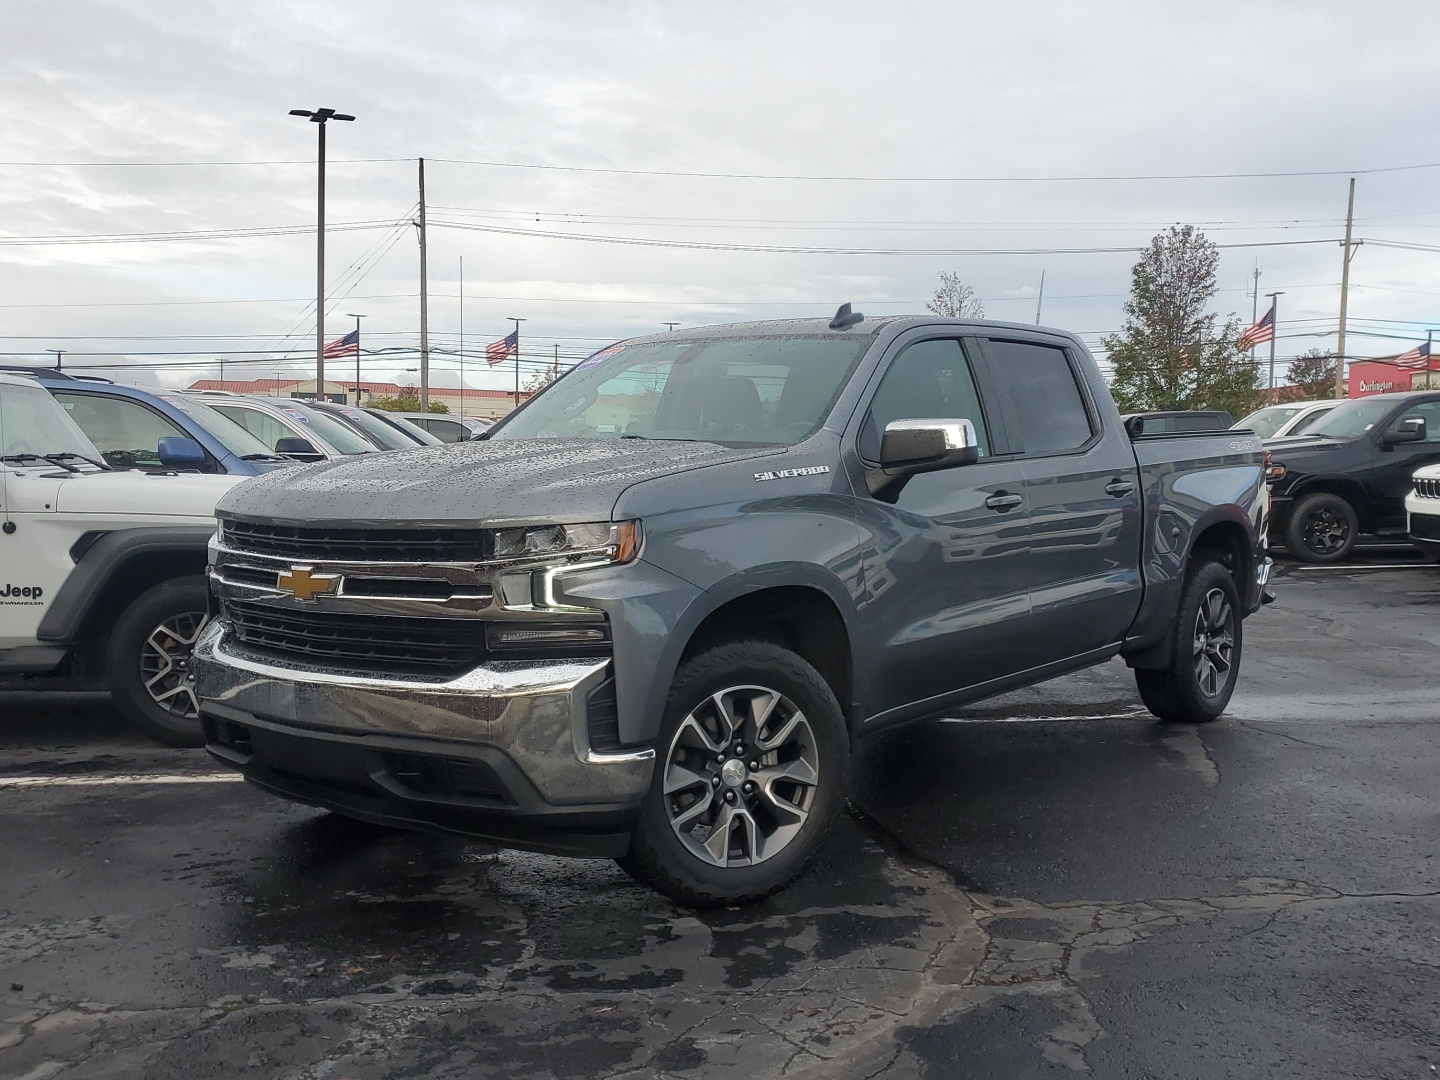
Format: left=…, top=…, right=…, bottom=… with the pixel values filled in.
left=615, top=313, right=1080, bottom=346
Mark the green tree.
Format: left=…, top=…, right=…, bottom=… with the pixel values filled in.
left=1286, top=349, right=1340, bottom=399
left=926, top=271, right=986, bottom=319
left=1101, top=225, right=1261, bottom=419
left=368, top=390, right=449, bottom=413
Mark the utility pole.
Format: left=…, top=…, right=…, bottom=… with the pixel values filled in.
left=1429, top=329, right=1434, bottom=391
left=47, top=349, right=63, bottom=372
left=345, top=314, right=365, bottom=404
left=1035, top=270, right=1045, bottom=325
left=509, top=317, right=526, bottom=409
left=1335, top=177, right=1357, bottom=400
left=1249, top=262, right=1261, bottom=369
left=218, top=356, right=225, bottom=387
left=553, top=343, right=559, bottom=380
left=458, top=256, right=465, bottom=422
left=417, top=157, right=430, bottom=411
left=1265, top=291, right=1284, bottom=392
left=289, top=107, right=355, bottom=403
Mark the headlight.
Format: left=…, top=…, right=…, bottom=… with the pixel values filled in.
left=1265, top=463, right=1286, bottom=482
left=493, top=521, right=641, bottom=564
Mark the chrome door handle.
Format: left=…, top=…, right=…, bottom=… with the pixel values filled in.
left=1105, top=479, right=1135, bottom=498
left=984, top=492, right=1023, bottom=512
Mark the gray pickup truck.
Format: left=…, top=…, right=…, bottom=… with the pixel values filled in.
left=196, top=311, right=1272, bottom=906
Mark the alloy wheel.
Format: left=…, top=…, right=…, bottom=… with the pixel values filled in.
left=662, top=684, right=820, bottom=868
left=1192, top=588, right=1235, bottom=698
left=140, top=611, right=209, bottom=719
left=1301, top=506, right=1349, bottom=557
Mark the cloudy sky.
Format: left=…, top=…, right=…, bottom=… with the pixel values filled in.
left=2, top=0, right=1438, bottom=391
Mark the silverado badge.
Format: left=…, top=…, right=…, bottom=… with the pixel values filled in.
left=277, top=566, right=340, bottom=602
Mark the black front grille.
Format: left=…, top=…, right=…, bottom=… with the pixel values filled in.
left=221, top=518, right=491, bottom=563
left=225, top=600, right=487, bottom=676
left=1411, top=512, right=1440, bottom=541
left=1416, top=478, right=1440, bottom=500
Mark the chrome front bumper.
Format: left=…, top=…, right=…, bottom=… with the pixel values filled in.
left=192, top=621, right=655, bottom=809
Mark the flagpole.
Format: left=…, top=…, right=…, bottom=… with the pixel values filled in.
left=509, top=317, right=526, bottom=410
left=1265, top=292, right=1283, bottom=393
left=458, top=256, right=465, bottom=422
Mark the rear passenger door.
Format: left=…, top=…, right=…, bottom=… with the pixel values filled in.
left=973, top=336, right=1144, bottom=664
left=852, top=335, right=1033, bottom=717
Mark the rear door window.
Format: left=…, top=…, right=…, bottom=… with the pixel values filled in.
left=980, top=340, right=1095, bottom=456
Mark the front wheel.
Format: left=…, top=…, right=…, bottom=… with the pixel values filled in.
left=1135, top=559, right=1242, bottom=724
left=106, top=577, right=210, bottom=747
left=620, top=640, right=850, bottom=908
left=1284, top=492, right=1358, bottom=563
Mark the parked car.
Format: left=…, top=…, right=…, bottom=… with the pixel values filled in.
left=182, top=393, right=379, bottom=461
left=1235, top=400, right=1338, bottom=440
left=362, top=407, right=445, bottom=446
left=196, top=311, right=1272, bottom=907
left=395, top=412, right=488, bottom=442
left=304, top=400, right=431, bottom=452
left=0, top=373, right=244, bottom=745
left=1407, top=463, right=1440, bottom=561
left=1, top=368, right=293, bottom=476
left=1265, top=391, right=1440, bottom=562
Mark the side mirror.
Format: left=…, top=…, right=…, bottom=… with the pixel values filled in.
left=868, top=419, right=980, bottom=501
left=156, top=436, right=206, bottom=470
left=274, top=436, right=324, bottom=461
left=1380, top=416, right=1426, bottom=447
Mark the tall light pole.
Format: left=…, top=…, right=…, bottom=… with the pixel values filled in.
left=345, top=313, right=365, bottom=404
left=509, top=317, right=526, bottom=409
left=289, top=107, right=355, bottom=403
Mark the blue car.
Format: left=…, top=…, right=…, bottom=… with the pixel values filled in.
left=5, top=369, right=294, bottom=476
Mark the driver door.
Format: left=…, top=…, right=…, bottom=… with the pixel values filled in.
left=1372, top=398, right=1440, bottom=529
left=853, top=336, right=1033, bottom=721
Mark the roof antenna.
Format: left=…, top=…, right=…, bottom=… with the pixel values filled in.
left=828, top=302, right=864, bottom=331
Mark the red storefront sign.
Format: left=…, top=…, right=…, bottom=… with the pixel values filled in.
left=1348, top=361, right=1407, bottom=398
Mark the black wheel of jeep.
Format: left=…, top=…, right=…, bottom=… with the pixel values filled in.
left=106, top=577, right=210, bottom=748
left=619, top=640, right=849, bottom=908
left=1135, top=558, right=1241, bottom=724
left=1283, top=491, right=1358, bottom=563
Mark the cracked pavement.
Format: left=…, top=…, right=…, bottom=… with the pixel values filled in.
left=2, top=555, right=1438, bottom=1078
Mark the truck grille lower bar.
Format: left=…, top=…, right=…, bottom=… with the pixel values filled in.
left=225, top=599, right=489, bottom=676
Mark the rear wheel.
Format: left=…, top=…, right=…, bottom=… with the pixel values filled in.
left=106, top=577, right=209, bottom=747
left=620, top=640, right=849, bottom=908
left=1283, top=492, right=1358, bottom=563
left=1135, top=558, right=1241, bottom=724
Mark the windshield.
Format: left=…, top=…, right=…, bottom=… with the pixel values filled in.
left=0, top=380, right=104, bottom=461
left=1237, top=404, right=1306, bottom=439
left=492, top=335, right=871, bottom=446
left=320, top=404, right=415, bottom=450
left=370, top=410, right=444, bottom=445
left=162, top=394, right=279, bottom=459
left=1300, top=398, right=1397, bottom=440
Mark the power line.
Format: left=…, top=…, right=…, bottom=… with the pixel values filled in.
left=0, top=220, right=399, bottom=247
left=431, top=219, right=1345, bottom=257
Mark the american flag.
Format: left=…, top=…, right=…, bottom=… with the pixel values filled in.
left=486, top=330, right=518, bottom=366
left=1237, top=306, right=1274, bottom=351
left=1395, top=341, right=1431, bottom=370
left=321, top=329, right=359, bottom=358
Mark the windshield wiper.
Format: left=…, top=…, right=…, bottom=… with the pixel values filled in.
left=618, top=434, right=702, bottom=442
left=2, top=452, right=80, bottom=472
left=45, top=451, right=111, bottom=471
left=240, top=453, right=286, bottom=461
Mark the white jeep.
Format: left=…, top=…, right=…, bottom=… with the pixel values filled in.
left=0, top=372, right=243, bottom=745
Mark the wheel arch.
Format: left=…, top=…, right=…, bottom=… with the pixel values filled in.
left=677, top=580, right=858, bottom=735
left=1283, top=476, right=1373, bottom=531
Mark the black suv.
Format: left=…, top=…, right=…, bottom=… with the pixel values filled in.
left=1266, top=390, right=1440, bottom=562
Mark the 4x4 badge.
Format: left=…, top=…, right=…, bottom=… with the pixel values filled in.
left=277, top=566, right=340, bottom=602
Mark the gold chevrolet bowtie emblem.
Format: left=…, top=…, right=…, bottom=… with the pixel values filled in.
left=277, top=566, right=339, bottom=602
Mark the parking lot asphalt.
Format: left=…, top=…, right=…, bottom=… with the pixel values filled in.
left=2, top=554, right=1437, bottom=1079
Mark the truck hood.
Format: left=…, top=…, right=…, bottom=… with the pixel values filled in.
left=54, top=469, right=244, bottom=517
left=217, top=438, right=772, bottom=526
left=1263, top=434, right=1349, bottom=455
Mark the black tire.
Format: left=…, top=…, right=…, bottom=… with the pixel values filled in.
left=1283, top=492, right=1359, bottom=563
left=619, top=640, right=850, bottom=908
left=106, top=577, right=210, bottom=748
left=1135, top=559, right=1242, bottom=724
